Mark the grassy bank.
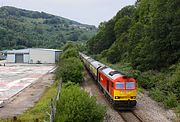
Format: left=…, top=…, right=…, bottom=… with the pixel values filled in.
left=0, top=80, right=58, bottom=122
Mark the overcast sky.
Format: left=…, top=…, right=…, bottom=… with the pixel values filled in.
left=0, top=0, right=136, bottom=26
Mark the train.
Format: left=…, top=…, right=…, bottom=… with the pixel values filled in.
left=79, top=53, right=137, bottom=109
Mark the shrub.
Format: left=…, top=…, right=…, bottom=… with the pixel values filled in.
left=164, top=92, right=178, bottom=108
left=61, top=47, right=79, bottom=60
left=137, top=71, right=156, bottom=89
left=59, top=57, right=83, bottom=83
left=149, top=88, right=165, bottom=102
left=62, top=42, right=77, bottom=52
left=55, top=82, right=106, bottom=122
left=167, top=63, right=180, bottom=101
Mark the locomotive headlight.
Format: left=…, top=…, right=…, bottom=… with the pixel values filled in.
left=115, top=96, right=120, bottom=99
left=131, top=96, right=136, bottom=99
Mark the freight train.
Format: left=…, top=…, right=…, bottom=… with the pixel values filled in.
left=79, top=53, right=137, bottom=109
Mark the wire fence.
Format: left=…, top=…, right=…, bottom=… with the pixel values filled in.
left=48, top=79, right=62, bottom=122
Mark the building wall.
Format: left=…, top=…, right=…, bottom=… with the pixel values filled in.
left=7, top=53, right=29, bottom=63
left=24, top=54, right=29, bottom=63
left=29, top=49, right=55, bottom=63
left=55, top=51, right=61, bottom=62
left=7, top=54, right=15, bottom=63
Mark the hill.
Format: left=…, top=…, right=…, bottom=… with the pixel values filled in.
left=0, top=6, right=97, bottom=50
left=87, top=0, right=180, bottom=109
left=87, top=0, right=179, bottom=71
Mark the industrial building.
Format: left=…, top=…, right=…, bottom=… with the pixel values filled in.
left=6, top=48, right=62, bottom=63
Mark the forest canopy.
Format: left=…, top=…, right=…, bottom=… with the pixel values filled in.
left=87, top=0, right=180, bottom=71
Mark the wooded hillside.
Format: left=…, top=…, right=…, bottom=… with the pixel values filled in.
left=0, top=6, right=96, bottom=50
left=87, top=0, right=180, bottom=109
left=87, top=0, right=180, bottom=71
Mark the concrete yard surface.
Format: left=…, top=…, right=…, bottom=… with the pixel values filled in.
left=0, top=63, right=55, bottom=117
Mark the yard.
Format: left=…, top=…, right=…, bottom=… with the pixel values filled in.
left=0, top=62, right=55, bottom=118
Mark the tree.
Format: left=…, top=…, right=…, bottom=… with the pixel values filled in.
left=55, top=82, right=106, bottom=122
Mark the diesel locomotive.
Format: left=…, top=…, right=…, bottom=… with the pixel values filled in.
left=79, top=53, right=137, bottom=109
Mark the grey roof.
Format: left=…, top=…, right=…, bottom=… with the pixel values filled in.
left=80, top=53, right=90, bottom=60
left=7, top=48, right=62, bottom=54
left=7, top=49, right=30, bottom=54
left=31, top=48, right=62, bottom=52
left=101, top=67, right=123, bottom=80
left=91, top=61, right=105, bottom=69
left=87, top=58, right=95, bottom=63
left=80, top=53, right=124, bottom=80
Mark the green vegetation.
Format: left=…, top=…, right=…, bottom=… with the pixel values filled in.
left=59, top=57, right=83, bottom=83
left=56, top=43, right=83, bottom=83
left=0, top=80, right=58, bottom=122
left=0, top=6, right=96, bottom=50
left=87, top=0, right=180, bottom=110
left=88, top=0, right=179, bottom=71
left=55, top=82, right=105, bottom=122
left=55, top=44, right=106, bottom=122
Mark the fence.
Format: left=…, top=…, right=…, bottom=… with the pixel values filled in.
left=2, top=79, right=62, bottom=122
left=48, top=79, right=62, bottom=122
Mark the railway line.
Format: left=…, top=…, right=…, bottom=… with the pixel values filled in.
left=80, top=53, right=175, bottom=122
left=82, top=68, right=146, bottom=122
left=118, top=111, right=144, bottom=122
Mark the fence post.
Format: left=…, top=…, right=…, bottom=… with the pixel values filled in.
left=49, top=79, right=62, bottom=122
left=56, top=79, right=62, bottom=101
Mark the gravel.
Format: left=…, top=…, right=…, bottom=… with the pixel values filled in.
left=134, top=91, right=177, bottom=122
left=82, top=69, right=177, bottom=122
left=82, top=70, right=124, bottom=122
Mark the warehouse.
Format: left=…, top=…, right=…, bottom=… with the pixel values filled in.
left=6, top=48, right=62, bottom=63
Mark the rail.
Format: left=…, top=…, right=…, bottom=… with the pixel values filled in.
left=84, top=68, right=145, bottom=122
left=118, top=111, right=144, bottom=122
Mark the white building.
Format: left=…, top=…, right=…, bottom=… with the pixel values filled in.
left=6, top=48, right=62, bottom=64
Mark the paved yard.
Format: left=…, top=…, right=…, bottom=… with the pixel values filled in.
left=0, top=63, right=55, bottom=104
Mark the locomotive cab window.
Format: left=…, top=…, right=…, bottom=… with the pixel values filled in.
left=126, top=82, right=135, bottom=89
left=116, top=82, right=125, bottom=89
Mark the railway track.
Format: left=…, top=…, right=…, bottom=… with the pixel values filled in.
left=118, top=110, right=144, bottom=122
left=83, top=69, right=145, bottom=122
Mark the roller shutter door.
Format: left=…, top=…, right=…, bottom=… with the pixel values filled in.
left=15, top=54, right=24, bottom=63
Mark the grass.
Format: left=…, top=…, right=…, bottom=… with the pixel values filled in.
left=0, top=80, right=58, bottom=122
left=137, top=86, right=144, bottom=93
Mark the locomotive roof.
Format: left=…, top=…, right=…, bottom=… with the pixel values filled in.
left=80, top=53, right=90, bottom=60
left=91, top=61, right=105, bottom=69
left=80, top=52, right=127, bottom=80
left=87, top=58, right=95, bottom=62
left=101, top=67, right=124, bottom=80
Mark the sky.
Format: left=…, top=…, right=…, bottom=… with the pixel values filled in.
left=0, top=0, right=136, bottom=26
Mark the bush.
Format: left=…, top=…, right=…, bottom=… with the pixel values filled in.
left=55, top=82, right=106, bottom=122
left=55, top=43, right=83, bottom=83
left=149, top=88, right=165, bottom=102
left=137, top=71, right=157, bottom=89
left=59, top=57, right=83, bottom=83
left=164, top=92, right=178, bottom=108
left=167, top=63, right=180, bottom=100
left=61, top=47, right=79, bottom=60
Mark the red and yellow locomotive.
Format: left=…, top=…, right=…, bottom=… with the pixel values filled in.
left=79, top=53, right=136, bottom=109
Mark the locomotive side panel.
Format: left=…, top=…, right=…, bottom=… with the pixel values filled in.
left=98, top=71, right=114, bottom=98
